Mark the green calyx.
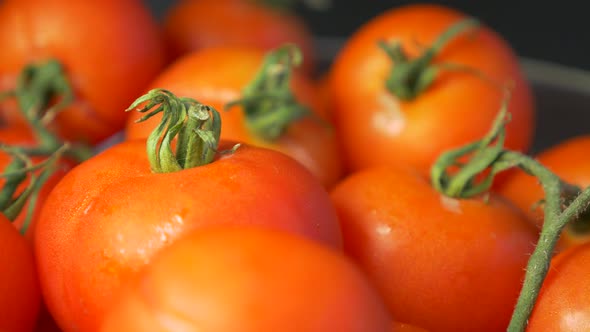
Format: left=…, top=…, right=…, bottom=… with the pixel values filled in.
left=0, top=143, right=68, bottom=234
left=430, top=96, right=590, bottom=332
left=379, top=18, right=480, bottom=101
left=225, top=44, right=313, bottom=141
left=0, top=59, right=93, bottom=163
left=128, top=89, right=223, bottom=173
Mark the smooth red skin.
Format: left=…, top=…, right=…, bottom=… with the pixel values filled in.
left=329, top=4, right=534, bottom=176
left=392, top=322, right=430, bottom=332
left=0, top=126, right=69, bottom=242
left=0, top=0, right=165, bottom=145
left=125, top=47, right=344, bottom=188
left=35, top=139, right=342, bottom=332
left=0, top=214, right=40, bottom=332
left=527, top=242, right=590, bottom=331
left=163, top=0, right=315, bottom=74
left=100, top=227, right=391, bottom=332
left=497, top=135, right=590, bottom=250
left=330, top=166, right=538, bottom=332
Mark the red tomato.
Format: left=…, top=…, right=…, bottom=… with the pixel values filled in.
left=0, top=126, right=70, bottom=242
left=125, top=46, right=343, bottom=188
left=163, top=0, right=315, bottom=73
left=0, top=0, right=165, bottom=144
left=329, top=4, right=534, bottom=176
left=527, top=242, right=590, bottom=331
left=0, top=214, right=40, bottom=332
left=497, top=135, right=590, bottom=250
left=100, top=226, right=391, bottom=332
left=392, top=322, right=430, bottom=332
left=35, top=139, right=342, bottom=332
left=330, top=165, right=538, bottom=332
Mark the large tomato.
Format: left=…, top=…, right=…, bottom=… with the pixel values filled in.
left=330, top=165, right=538, bottom=332
left=125, top=46, right=343, bottom=188
left=497, top=135, right=590, bottom=250
left=100, top=227, right=391, bottom=332
left=329, top=4, right=534, bottom=176
left=163, top=0, right=315, bottom=73
left=35, top=130, right=342, bottom=331
left=526, top=242, right=590, bottom=331
left=0, top=0, right=165, bottom=145
left=0, top=214, right=40, bottom=332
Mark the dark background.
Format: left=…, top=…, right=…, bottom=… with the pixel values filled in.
left=146, top=0, right=590, bottom=71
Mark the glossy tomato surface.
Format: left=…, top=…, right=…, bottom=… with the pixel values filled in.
left=330, top=165, right=538, bottom=332
left=329, top=4, right=534, bottom=176
left=0, top=0, right=165, bottom=144
left=527, top=242, right=590, bottom=331
left=100, top=227, right=391, bottom=332
left=0, top=214, right=40, bottom=332
left=35, top=140, right=342, bottom=332
left=126, top=47, right=343, bottom=188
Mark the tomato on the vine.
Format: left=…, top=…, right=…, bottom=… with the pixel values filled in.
left=0, top=0, right=165, bottom=145
left=0, top=126, right=70, bottom=241
left=35, top=90, right=342, bottom=332
left=100, top=226, right=391, bottom=332
left=330, top=165, right=538, bottom=332
left=329, top=4, right=534, bottom=176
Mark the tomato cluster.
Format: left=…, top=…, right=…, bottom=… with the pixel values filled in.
left=1, top=1, right=588, bottom=332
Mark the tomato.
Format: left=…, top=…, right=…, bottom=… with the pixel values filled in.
left=0, top=126, right=70, bottom=242
left=35, top=137, right=342, bottom=332
left=392, top=322, right=430, bottom=332
left=125, top=46, right=343, bottom=188
left=526, top=242, right=590, bottom=331
left=99, top=226, right=391, bottom=332
left=0, top=214, right=40, bottom=332
left=163, top=0, right=315, bottom=73
left=330, top=165, right=538, bottom=332
left=0, top=0, right=165, bottom=145
left=329, top=4, right=534, bottom=176
left=497, top=135, right=590, bottom=250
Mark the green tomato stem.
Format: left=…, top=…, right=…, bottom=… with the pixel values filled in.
left=1, top=59, right=94, bottom=163
left=0, top=143, right=69, bottom=233
left=127, top=89, right=222, bottom=173
left=225, top=44, right=314, bottom=141
left=379, top=18, right=480, bottom=101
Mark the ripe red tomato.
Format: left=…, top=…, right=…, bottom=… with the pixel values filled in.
left=497, top=135, right=590, bottom=250
left=0, top=0, right=165, bottom=145
left=100, top=226, right=392, bottom=332
left=330, top=165, right=538, bottom=332
left=329, top=4, right=534, bottom=176
left=0, top=126, right=70, bottom=242
left=0, top=214, right=40, bottom=332
left=391, top=322, right=430, bottom=332
left=35, top=139, right=342, bottom=332
left=163, top=0, right=315, bottom=73
left=125, top=46, right=343, bottom=188
left=526, top=242, right=590, bottom=331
